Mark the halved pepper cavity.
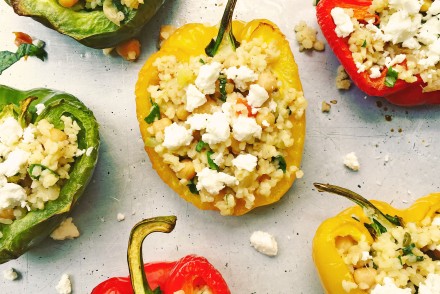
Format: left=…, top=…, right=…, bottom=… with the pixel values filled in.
left=0, top=85, right=99, bottom=264
left=316, top=0, right=440, bottom=105
left=92, top=216, right=230, bottom=294
left=312, top=183, right=440, bottom=293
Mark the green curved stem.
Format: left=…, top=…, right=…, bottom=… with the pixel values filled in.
left=128, top=216, right=177, bottom=294
left=205, top=0, right=239, bottom=57
left=314, top=183, right=403, bottom=238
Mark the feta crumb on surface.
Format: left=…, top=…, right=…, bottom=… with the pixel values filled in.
left=55, top=274, right=72, bottom=294
left=185, top=84, right=207, bottom=112
left=418, top=273, right=440, bottom=294
left=35, top=103, right=46, bottom=115
left=195, top=62, right=222, bottom=94
left=343, top=152, right=360, bottom=171
left=246, top=84, right=269, bottom=108
left=163, top=123, right=193, bottom=150
left=117, top=213, right=125, bottom=222
left=50, top=217, right=80, bottom=241
left=225, top=66, right=258, bottom=91
left=232, top=116, right=262, bottom=142
left=331, top=7, right=354, bottom=38
left=371, top=277, right=411, bottom=294
left=3, top=268, right=18, bottom=281
left=250, top=231, right=278, bottom=257
left=196, top=167, right=238, bottom=195
left=232, top=154, right=258, bottom=172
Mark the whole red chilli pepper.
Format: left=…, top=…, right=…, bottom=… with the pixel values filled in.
left=316, top=0, right=440, bottom=106
left=91, top=216, right=230, bottom=294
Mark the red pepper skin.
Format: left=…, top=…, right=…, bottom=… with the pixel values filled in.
left=316, top=0, right=440, bottom=106
left=13, top=32, right=33, bottom=46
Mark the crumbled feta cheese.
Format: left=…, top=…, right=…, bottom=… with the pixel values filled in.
left=3, top=268, right=18, bottom=281
left=117, top=213, right=125, bottom=222
left=75, top=149, right=86, bottom=157
left=0, top=183, right=27, bottom=210
left=195, top=62, right=222, bottom=94
left=331, top=7, right=354, bottom=38
left=163, top=123, right=193, bottom=150
left=202, top=112, right=230, bottom=145
left=50, top=217, right=80, bottom=241
left=0, top=148, right=30, bottom=177
left=0, top=117, right=23, bottom=146
left=361, top=251, right=372, bottom=261
left=342, top=280, right=358, bottom=292
left=221, top=101, right=233, bottom=123
left=35, top=103, right=46, bottom=115
left=382, top=10, right=421, bottom=44
left=268, top=100, right=277, bottom=112
left=432, top=216, right=440, bottom=226
left=196, top=167, right=238, bottom=195
left=388, top=0, right=422, bottom=15
left=211, top=152, right=224, bottom=166
left=250, top=231, right=278, bottom=256
left=385, top=54, right=407, bottom=68
left=417, top=14, right=440, bottom=45
left=427, top=0, right=440, bottom=16
left=371, top=277, right=411, bottom=294
left=343, top=152, right=360, bottom=171
left=185, top=84, right=207, bottom=112
left=55, top=274, right=72, bottom=294
left=356, top=61, right=367, bottom=73
left=418, top=273, right=440, bottom=294
left=225, top=66, right=258, bottom=91
left=232, top=154, right=258, bottom=172
left=232, top=116, right=262, bottom=142
left=262, top=120, right=270, bottom=127
left=186, top=114, right=210, bottom=130
left=369, top=66, right=382, bottom=79
left=22, top=125, right=36, bottom=143
left=246, top=84, right=269, bottom=108
left=85, top=147, right=94, bottom=156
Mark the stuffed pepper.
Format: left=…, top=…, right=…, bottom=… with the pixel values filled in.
left=316, top=0, right=440, bottom=105
left=135, top=0, right=306, bottom=216
left=92, top=216, right=231, bottom=294
left=6, top=0, right=165, bottom=48
left=313, top=183, right=440, bottom=293
left=0, top=85, right=99, bottom=263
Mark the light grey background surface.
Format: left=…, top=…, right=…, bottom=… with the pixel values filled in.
left=0, top=0, right=439, bottom=293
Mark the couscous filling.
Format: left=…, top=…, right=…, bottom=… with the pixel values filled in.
left=338, top=215, right=440, bottom=293
left=0, top=114, right=84, bottom=225
left=145, top=38, right=306, bottom=215
left=331, top=0, right=440, bottom=92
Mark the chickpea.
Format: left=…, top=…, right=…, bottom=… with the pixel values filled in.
left=176, top=159, right=195, bottom=180
left=176, top=105, right=189, bottom=121
left=152, top=118, right=172, bottom=134
left=50, top=128, right=67, bottom=142
left=256, top=111, right=275, bottom=127
left=225, top=82, right=235, bottom=94
left=257, top=71, right=278, bottom=93
left=353, top=268, right=377, bottom=289
left=0, top=208, right=14, bottom=220
left=194, top=99, right=215, bottom=114
left=335, top=235, right=356, bottom=253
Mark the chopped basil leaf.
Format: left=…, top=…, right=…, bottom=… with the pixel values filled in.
left=361, top=40, right=367, bottom=47
left=28, top=164, right=59, bottom=180
left=402, top=243, right=415, bottom=256
left=196, top=140, right=208, bottom=152
left=144, top=100, right=160, bottom=124
left=385, top=214, right=403, bottom=226
left=385, top=67, right=398, bottom=88
left=187, top=179, right=199, bottom=195
left=218, top=75, right=227, bottom=102
left=207, top=150, right=219, bottom=171
left=199, top=58, right=205, bottom=64
left=398, top=255, right=403, bottom=265
left=416, top=256, right=424, bottom=262
left=272, top=155, right=286, bottom=173
left=0, top=43, right=47, bottom=75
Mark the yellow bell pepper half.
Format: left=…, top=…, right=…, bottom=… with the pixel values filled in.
left=135, top=14, right=305, bottom=215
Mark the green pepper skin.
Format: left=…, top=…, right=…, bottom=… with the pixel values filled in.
left=0, top=85, right=100, bottom=264
left=7, top=0, right=165, bottom=49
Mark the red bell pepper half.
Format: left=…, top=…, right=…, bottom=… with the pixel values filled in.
left=316, top=0, right=440, bottom=106
left=91, top=216, right=230, bottom=294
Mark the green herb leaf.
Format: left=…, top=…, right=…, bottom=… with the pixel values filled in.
left=272, top=155, right=286, bottom=173
left=187, top=179, right=199, bottom=195
left=385, top=67, right=398, bottom=88
left=219, top=75, right=227, bottom=102
left=416, top=256, right=424, bottom=262
left=28, top=163, right=59, bottom=180
left=402, top=232, right=411, bottom=247
left=398, top=255, right=403, bottom=265
left=0, top=43, right=47, bottom=75
left=144, top=100, right=160, bottom=124
left=199, top=58, right=206, bottom=64
left=207, top=150, right=219, bottom=171
left=361, top=40, right=367, bottom=47
left=402, top=243, right=415, bottom=256
left=152, top=287, right=163, bottom=294
left=196, top=140, right=208, bottom=152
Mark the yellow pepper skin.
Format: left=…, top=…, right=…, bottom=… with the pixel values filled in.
left=135, top=20, right=305, bottom=215
left=313, top=193, right=440, bottom=294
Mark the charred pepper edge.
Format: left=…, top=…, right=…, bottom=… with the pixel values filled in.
left=128, top=216, right=177, bottom=294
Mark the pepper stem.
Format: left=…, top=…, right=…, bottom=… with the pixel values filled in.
left=205, top=0, right=239, bottom=57
left=128, top=216, right=177, bottom=294
left=313, top=183, right=403, bottom=238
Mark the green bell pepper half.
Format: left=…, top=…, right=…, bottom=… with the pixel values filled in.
left=7, top=0, right=165, bottom=48
left=0, top=84, right=99, bottom=264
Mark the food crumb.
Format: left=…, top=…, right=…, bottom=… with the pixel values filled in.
left=343, top=152, right=360, bottom=171
left=102, top=48, right=114, bottom=55
left=159, top=25, right=177, bottom=48
left=294, top=21, right=325, bottom=52
left=250, top=231, right=278, bottom=257
left=295, top=170, right=304, bottom=179
left=321, top=101, right=331, bottom=112
left=336, top=65, right=352, bottom=90
left=55, top=274, right=72, bottom=294
left=117, top=213, right=125, bottom=222
left=3, top=268, right=18, bottom=281
left=50, top=217, right=80, bottom=241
